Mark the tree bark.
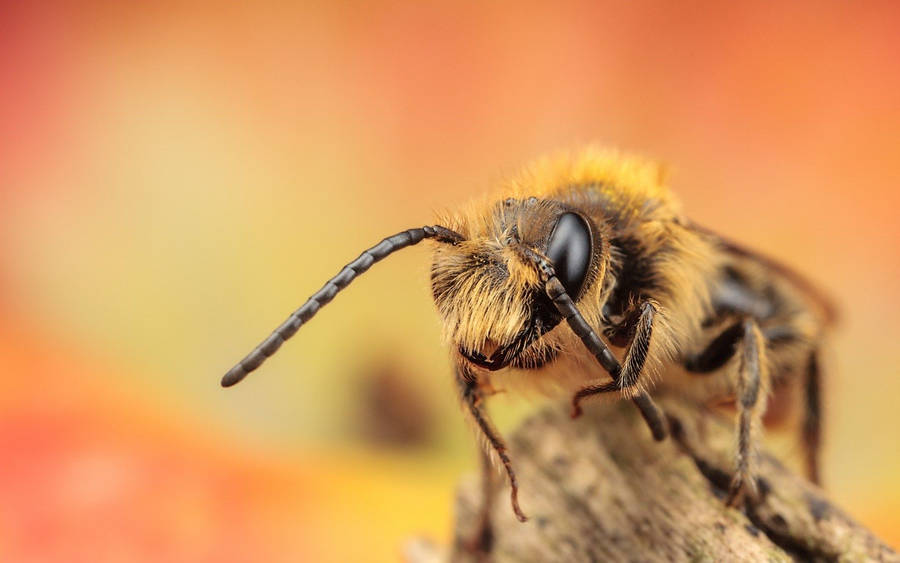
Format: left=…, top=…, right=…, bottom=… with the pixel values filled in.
left=407, top=396, right=898, bottom=562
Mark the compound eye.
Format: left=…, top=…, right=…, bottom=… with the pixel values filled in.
left=546, top=212, right=592, bottom=299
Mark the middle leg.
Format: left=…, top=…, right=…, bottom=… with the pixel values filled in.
left=728, top=318, right=770, bottom=505
left=684, top=317, right=771, bottom=506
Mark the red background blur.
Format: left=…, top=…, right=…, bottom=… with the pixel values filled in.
left=2, top=2, right=899, bottom=561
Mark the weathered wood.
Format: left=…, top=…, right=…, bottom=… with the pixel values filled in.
left=408, top=397, right=897, bottom=562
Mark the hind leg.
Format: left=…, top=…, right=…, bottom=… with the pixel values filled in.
left=802, top=350, right=823, bottom=485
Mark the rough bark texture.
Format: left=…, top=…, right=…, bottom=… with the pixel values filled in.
left=406, top=397, right=897, bottom=563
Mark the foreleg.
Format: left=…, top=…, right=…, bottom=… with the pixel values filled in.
left=456, top=361, right=526, bottom=523
left=569, top=301, right=666, bottom=441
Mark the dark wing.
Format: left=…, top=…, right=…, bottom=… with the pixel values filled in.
left=688, top=222, right=838, bottom=327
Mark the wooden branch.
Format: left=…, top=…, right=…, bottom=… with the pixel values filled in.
left=406, top=396, right=898, bottom=562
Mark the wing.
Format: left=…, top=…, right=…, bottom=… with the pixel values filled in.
left=688, top=222, right=838, bottom=327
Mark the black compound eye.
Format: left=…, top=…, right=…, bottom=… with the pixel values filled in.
left=546, top=212, right=592, bottom=299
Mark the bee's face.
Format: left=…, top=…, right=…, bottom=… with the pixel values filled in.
left=431, top=198, right=603, bottom=371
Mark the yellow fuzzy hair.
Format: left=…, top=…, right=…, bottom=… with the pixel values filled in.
left=430, top=147, right=723, bottom=399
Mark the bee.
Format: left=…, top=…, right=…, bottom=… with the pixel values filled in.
left=221, top=147, right=834, bottom=529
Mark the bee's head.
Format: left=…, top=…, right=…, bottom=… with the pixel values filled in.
left=221, top=156, right=622, bottom=388
left=431, top=197, right=609, bottom=371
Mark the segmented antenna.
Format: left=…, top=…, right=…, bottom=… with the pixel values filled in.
left=221, top=225, right=462, bottom=387
left=526, top=249, right=669, bottom=441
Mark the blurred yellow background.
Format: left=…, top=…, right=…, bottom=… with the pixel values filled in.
left=2, top=1, right=899, bottom=561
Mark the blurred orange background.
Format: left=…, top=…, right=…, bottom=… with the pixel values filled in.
left=2, top=1, right=899, bottom=561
